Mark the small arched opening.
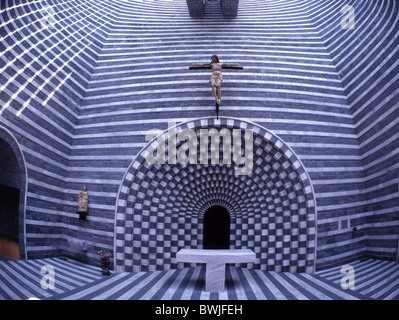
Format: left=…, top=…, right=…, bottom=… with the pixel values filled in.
left=203, top=205, right=230, bottom=249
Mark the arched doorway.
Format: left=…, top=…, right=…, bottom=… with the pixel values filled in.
left=0, top=127, right=27, bottom=260
left=203, top=205, right=230, bottom=249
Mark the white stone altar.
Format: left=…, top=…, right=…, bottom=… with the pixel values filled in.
left=176, top=249, right=256, bottom=292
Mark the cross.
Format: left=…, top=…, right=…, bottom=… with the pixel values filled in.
left=190, top=55, right=243, bottom=119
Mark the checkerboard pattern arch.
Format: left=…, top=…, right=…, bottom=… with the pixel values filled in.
left=114, top=117, right=317, bottom=273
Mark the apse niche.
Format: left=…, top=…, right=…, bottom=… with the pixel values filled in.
left=114, top=118, right=317, bottom=273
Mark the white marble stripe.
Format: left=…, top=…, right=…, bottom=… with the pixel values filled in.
left=349, top=63, right=399, bottom=120
left=7, top=261, right=57, bottom=297
left=87, top=74, right=343, bottom=88
left=82, top=94, right=342, bottom=108
left=316, top=259, right=380, bottom=280
left=318, top=0, right=372, bottom=48
left=1, top=262, right=54, bottom=298
left=1, top=24, right=93, bottom=97
left=353, top=262, right=393, bottom=292
left=241, top=268, right=268, bottom=300
left=91, top=273, right=144, bottom=300
left=305, top=273, right=360, bottom=300
left=268, top=271, right=309, bottom=300
left=92, top=64, right=339, bottom=77
left=116, top=271, right=162, bottom=300
left=43, top=258, right=102, bottom=281
left=106, top=14, right=312, bottom=24
left=106, top=29, right=325, bottom=37
left=27, top=179, right=116, bottom=200
left=315, top=266, right=343, bottom=279
left=73, top=130, right=357, bottom=140
left=107, top=30, right=320, bottom=38
left=361, top=141, right=399, bottom=171
left=139, top=270, right=178, bottom=300
left=0, top=266, right=36, bottom=299
left=335, top=2, right=391, bottom=73
left=84, top=80, right=344, bottom=95
left=105, top=42, right=322, bottom=52
left=228, top=266, right=249, bottom=300
left=316, top=238, right=367, bottom=254
left=81, top=89, right=347, bottom=106
left=115, top=0, right=303, bottom=12
left=74, top=117, right=355, bottom=130
left=97, top=48, right=331, bottom=59
left=284, top=273, right=332, bottom=300
left=70, top=143, right=145, bottom=150
left=17, top=124, right=71, bottom=157
left=108, top=18, right=316, bottom=25
left=78, top=104, right=352, bottom=118
left=383, top=284, right=399, bottom=300
left=330, top=0, right=381, bottom=60
left=352, top=260, right=394, bottom=286
left=61, top=272, right=130, bottom=300
left=254, top=270, right=287, bottom=300
left=341, top=3, right=397, bottom=85
left=69, top=143, right=359, bottom=155
left=95, top=57, right=335, bottom=70
left=100, top=43, right=331, bottom=53
left=199, top=290, right=211, bottom=300
left=24, top=222, right=114, bottom=239
left=0, top=10, right=111, bottom=115
left=313, top=249, right=367, bottom=271
left=0, top=1, right=101, bottom=66
left=384, top=289, right=399, bottom=300
left=319, top=259, right=389, bottom=285
left=26, top=259, right=81, bottom=289
left=370, top=268, right=399, bottom=300
left=160, top=267, right=190, bottom=300
left=357, top=98, right=399, bottom=143
left=314, top=200, right=368, bottom=212
left=218, top=287, right=229, bottom=300
left=49, top=258, right=102, bottom=272
left=180, top=266, right=202, bottom=300
left=357, top=263, right=399, bottom=294
left=94, top=47, right=332, bottom=58
left=0, top=81, right=80, bottom=122
left=0, top=277, right=21, bottom=300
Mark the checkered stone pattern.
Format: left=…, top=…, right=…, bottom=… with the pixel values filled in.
left=115, top=118, right=317, bottom=273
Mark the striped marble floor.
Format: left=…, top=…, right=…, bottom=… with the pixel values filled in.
left=1, top=257, right=398, bottom=300
left=0, top=257, right=103, bottom=300
left=315, top=258, right=399, bottom=300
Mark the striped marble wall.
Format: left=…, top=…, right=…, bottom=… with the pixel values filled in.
left=0, top=0, right=109, bottom=258
left=0, top=0, right=397, bottom=270
left=67, top=0, right=360, bottom=269
left=309, top=0, right=399, bottom=263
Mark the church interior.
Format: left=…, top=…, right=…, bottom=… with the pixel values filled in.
left=0, top=0, right=398, bottom=300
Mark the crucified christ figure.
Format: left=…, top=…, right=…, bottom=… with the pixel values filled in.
left=190, top=55, right=243, bottom=119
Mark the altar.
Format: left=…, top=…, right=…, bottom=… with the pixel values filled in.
left=176, top=249, right=256, bottom=292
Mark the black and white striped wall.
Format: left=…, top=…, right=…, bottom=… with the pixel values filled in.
left=308, top=0, right=399, bottom=265
left=0, top=0, right=398, bottom=271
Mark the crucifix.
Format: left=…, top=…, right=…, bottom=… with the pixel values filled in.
left=190, top=55, right=243, bottom=119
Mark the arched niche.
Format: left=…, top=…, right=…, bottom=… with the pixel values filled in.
left=114, top=117, right=317, bottom=273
